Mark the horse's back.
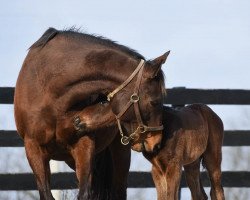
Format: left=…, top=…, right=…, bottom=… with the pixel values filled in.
left=163, top=104, right=212, bottom=131
left=181, top=104, right=224, bottom=147
left=188, top=104, right=224, bottom=138
left=160, top=104, right=223, bottom=165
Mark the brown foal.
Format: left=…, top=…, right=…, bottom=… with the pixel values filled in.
left=144, top=104, right=225, bottom=200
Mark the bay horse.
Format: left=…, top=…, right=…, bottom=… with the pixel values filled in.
left=14, top=27, right=169, bottom=199
left=143, top=104, right=225, bottom=200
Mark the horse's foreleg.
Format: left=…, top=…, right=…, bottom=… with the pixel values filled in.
left=109, top=133, right=131, bottom=200
left=70, top=135, right=95, bottom=200
left=184, top=159, right=208, bottom=200
left=24, top=138, right=54, bottom=200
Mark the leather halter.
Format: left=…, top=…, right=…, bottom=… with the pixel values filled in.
left=107, top=59, right=164, bottom=145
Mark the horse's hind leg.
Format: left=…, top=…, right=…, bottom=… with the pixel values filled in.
left=203, top=124, right=225, bottom=199
left=24, top=138, right=54, bottom=200
left=184, top=159, right=208, bottom=200
left=203, top=150, right=225, bottom=200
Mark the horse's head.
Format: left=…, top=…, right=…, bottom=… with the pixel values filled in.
left=109, top=51, right=170, bottom=153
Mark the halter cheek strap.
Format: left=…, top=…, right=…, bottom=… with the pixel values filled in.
left=107, top=59, right=145, bottom=101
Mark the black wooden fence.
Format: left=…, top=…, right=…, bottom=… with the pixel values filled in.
left=1, top=87, right=250, bottom=192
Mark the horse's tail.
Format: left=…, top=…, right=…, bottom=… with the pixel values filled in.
left=90, top=148, right=113, bottom=200
left=29, top=27, right=59, bottom=49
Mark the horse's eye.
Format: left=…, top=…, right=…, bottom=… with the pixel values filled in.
left=150, top=100, right=161, bottom=107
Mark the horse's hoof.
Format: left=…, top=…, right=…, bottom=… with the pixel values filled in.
left=73, top=116, right=86, bottom=134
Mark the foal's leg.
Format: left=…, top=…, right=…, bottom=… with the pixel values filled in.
left=203, top=120, right=225, bottom=200
left=24, top=138, right=54, bottom=200
left=152, top=161, right=182, bottom=200
left=151, top=166, right=168, bottom=200
left=109, top=133, right=131, bottom=200
left=184, top=159, right=208, bottom=200
left=70, top=135, right=95, bottom=200
left=200, top=106, right=225, bottom=200
left=164, top=163, right=182, bottom=200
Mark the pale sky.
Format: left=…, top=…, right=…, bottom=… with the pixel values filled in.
left=1, top=0, right=250, bottom=199
left=1, top=0, right=250, bottom=89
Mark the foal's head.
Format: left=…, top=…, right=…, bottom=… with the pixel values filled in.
left=110, top=51, right=169, bottom=153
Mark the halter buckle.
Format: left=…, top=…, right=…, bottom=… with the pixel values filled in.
left=130, top=93, right=140, bottom=103
left=138, top=125, right=147, bottom=133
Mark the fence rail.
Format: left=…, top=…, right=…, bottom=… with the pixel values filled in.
left=1, top=130, right=250, bottom=147
left=1, top=171, right=250, bottom=190
left=1, top=87, right=250, bottom=191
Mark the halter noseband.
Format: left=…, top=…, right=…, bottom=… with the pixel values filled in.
left=107, top=59, right=164, bottom=145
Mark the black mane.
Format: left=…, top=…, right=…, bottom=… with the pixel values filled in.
left=30, top=27, right=144, bottom=60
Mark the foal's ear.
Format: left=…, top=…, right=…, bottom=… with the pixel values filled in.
left=144, top=51, right=170, bottom=79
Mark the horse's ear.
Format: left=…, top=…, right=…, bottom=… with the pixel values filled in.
left=144, top=51, right=170, bottom=79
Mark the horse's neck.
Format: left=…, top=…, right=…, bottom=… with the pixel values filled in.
left=93, top=57, right=139, bottom=94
